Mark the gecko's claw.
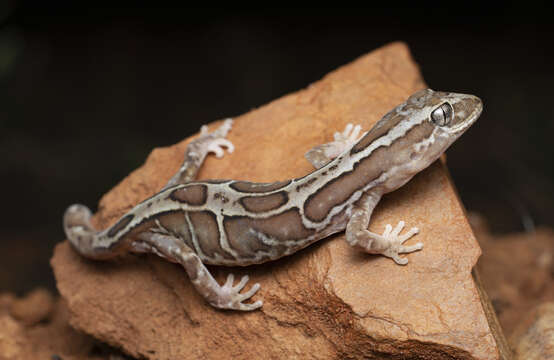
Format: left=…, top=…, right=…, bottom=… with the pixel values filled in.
left=214, top=273, right=262, bottom=311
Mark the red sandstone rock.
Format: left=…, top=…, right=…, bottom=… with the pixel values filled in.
left=0, top=290, right=109, bottom=360
left=52, top=42, right=501, bottom=359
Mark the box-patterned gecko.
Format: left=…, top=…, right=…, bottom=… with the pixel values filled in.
left=64, top=89, right=482, bottom=311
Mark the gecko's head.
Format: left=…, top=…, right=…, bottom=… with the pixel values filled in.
left=350, top=88, right=482, bottom=192
left=409, top=89, right=482, bottom=137
left=365, top=88, right=482, bottom=188
left=402, top=88, right=482, bottom=163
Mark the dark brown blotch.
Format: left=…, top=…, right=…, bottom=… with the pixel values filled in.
left=240, top=191, right=288, bottom=213
left=230, top=180, right=291, bottom=193
left=223, top=208, right=314, bottom=263
left=155, top=211, right=196, bottom=250
left=351, top=109, right=407, bottom=154
left=188, top=211, right=234, bottom=260
left=169, top=184, right=207, bottom=206
left=223, top=218, right=279, bottom=260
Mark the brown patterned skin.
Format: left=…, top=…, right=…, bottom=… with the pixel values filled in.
left=63, top=90, right=482, bottom=310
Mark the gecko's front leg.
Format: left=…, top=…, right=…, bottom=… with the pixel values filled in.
left=345, top=192, right=423, bottom=265
left=135, top=232, right=262, bottom=311
left=305, top=123, right=364, bottom=169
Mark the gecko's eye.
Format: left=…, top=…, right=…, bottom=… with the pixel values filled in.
left=430, top=103, right=453, bottom=126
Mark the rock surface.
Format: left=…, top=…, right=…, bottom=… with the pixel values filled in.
left=473, top=216, right=554, bottom=352
left=0, top=290, right=109, bottom=360
left=510, top=302, right=554, bottom=360
left=52, top=42, right=500, bottom=359
left=8, top=288, right=54, bottom=326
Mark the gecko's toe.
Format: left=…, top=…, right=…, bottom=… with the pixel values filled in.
left=233, top=275, right=250, bottom=292
left=399, top=242, right=424, bottom=254
left=223, top=273, right=235, bottom=288
left=239, top=299, right=263, bottom=311
left=392, top=255, right=409, bottom=265
left=238, top=282, right=260, bottom=301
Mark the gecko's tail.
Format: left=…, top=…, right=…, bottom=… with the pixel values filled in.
left=63, top=204, right=115, bottom=259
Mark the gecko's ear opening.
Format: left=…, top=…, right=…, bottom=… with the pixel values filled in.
left=430, top=103, right=453, bottom=126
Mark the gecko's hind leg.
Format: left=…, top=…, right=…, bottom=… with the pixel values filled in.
left=163, top=118, right=234, bottom=189
left=134, top=232, right=263, bottom=311
left=305, top=123, right=365, bottom=169
left=345, top=193, right=423, bottom=265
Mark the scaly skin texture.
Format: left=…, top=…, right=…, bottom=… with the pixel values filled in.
left=63, top=89, right=482, bottom=311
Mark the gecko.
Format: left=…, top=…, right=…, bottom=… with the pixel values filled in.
left=64, top=89, right=482, bottom=311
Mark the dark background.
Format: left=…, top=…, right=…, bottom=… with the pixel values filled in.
left=1, top=3, right=553, bottom=294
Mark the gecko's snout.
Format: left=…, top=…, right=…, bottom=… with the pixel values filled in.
left=463, top=94, right=483, bottom=117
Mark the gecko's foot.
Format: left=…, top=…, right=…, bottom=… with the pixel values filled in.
left=305, top=123, right=365, bottom=169
left=377, top=221, right=422, bottom=265
left=163, top=119, right=235, bottom=189
left=198, top=118, right=235, bottom=158
left=333, top=123, right=364, bottom=145
left=210, top=274, right=263, bottom=311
